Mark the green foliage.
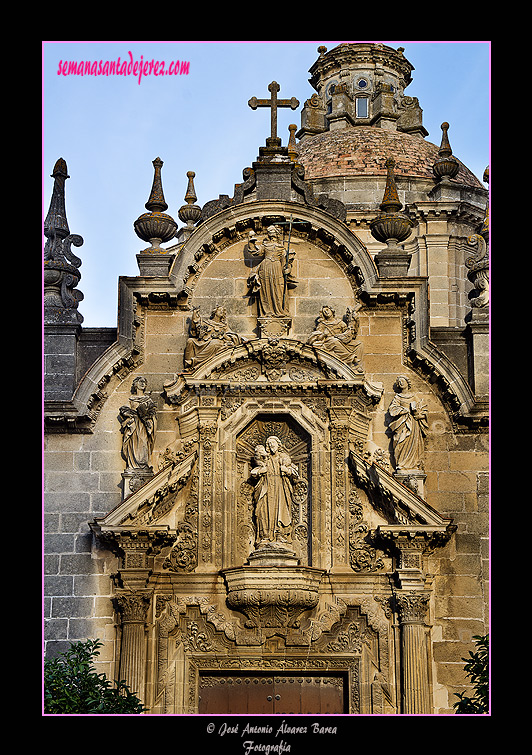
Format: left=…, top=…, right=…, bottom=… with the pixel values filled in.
left=453, top=634, right=489, bottom=714
left=44, top=639, right=145, bottom=714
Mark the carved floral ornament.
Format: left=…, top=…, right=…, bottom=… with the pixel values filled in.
left=147, top=593, right=399, bottom=713
left=154, top=593, right=388, bottom=657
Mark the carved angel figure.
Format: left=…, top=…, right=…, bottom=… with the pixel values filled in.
left=307, top=305, right=363, bottom=371
left=184, top=305, right=242, bottom=370
left=250, top=436, right=299, bottom=545
left=118, top=376, right=157, bottom=472
left=245, top=226, right=297, bottom=317
left=387, top=376, right=428, bottom=472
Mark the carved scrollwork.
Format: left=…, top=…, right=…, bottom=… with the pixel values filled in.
left=226, top=587, right=319, bottom=630
left=348, top=489, right=384, bottom=573
left=163, top=520, right=198, bottom=572
left=465, top=233, right=489, bottom=308
left=325, top=620, right=373, bottom=654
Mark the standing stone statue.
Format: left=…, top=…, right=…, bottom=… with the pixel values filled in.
left=119, top=376, right=157, bottom=472
left=250, top=436, right=299, bottom=545
left=387, top=376, right=428, bottom=471
left=245, top=226, right=297, bottom=318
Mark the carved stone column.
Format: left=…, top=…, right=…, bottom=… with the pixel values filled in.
left=395, top=592, right=431, bottom=714
left=115, top=591, right=151, bottom=701
left=91, top=528, right=173, bottom=704
left=329, top=413, right=351, bottom=569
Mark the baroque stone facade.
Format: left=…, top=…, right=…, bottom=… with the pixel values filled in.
left=43, top=43, right=489, bottom=716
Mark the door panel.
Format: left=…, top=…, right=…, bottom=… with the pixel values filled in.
left=273, top=676, right=345, bottom=714
left=198, top=673, right=346, bottom=714
left=199, top=675, right=274, bottom=714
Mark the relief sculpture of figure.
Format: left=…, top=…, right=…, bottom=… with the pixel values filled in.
left=387, top=376, right=428, bottom=471
left=250, top=436, right=299, bottom=545
left=245, top=226, right=297, bottom=317
left=184, top=305, right=242, bottom=370
left=118, top=376, right=157, bottom=472
left=307, top=305, right=363, bottom=371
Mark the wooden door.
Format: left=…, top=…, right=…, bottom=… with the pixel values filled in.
left=198, top=673, right=346, bottom=714
left=199, top=675, right=275, bottom=714
left=272, top=675, right=345, bottom=714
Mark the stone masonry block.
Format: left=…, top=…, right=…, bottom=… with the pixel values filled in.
left=52, top=596, right=94, bottom=619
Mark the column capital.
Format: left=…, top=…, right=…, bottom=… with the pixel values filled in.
left=115, top=591, right=152, bottom=624
left=395, top=591, right=430, bottom=624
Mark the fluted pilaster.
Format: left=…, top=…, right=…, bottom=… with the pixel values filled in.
left=396, top=592, right=431, bottom=714
left=116, top=592, right=151, bottom=701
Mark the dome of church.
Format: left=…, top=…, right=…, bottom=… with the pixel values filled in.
left=296, top=125, right=483, bottom=189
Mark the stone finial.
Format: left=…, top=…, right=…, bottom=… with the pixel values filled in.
left=432, top=122, right=459, bottom=181
left=287, top=124, right=298, bottom=163
left=370, top=158, right=414, bottom=244
left=178, top=171, right=202, bottom=236
left=480, top=166, right=489, bottom=238
left=379, top=157, right=403, bottom=214
left=44, top=157, right=70, bottom=242
left=134, top=157, right=177, bottom=249
left=145, top=156, right=168, bottom=212
left=370, top=157, right=415, bottom=277
left=43, top=158, right=84, bottom=324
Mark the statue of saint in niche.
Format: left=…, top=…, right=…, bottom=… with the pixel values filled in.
left=118, top=376, right=157, bottom=472
left=250, top=436, right=299, bottom=545
left=245, top=226, right=298, bottom=318
left=387, top=376, right=428, bottom=471
left=307, top=305, right=363, bottom=371
left=184, top=305, right=242, bottom=370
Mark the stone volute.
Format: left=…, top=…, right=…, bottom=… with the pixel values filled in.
left=43, top=158, right=85, bottom=325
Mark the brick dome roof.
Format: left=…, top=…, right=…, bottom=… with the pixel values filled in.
left=295, top=126, right=483, bottom=189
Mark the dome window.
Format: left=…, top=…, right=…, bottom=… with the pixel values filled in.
left=356, top=96, right=369, bottom=118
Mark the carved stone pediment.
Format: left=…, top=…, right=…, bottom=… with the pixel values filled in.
left=348, top=448, right=455, bottom=583
left=348, top=448, right=452, bottom=530
left=164, top=336, right=384, bottom=397
left=91, top=450, right=197, bottom=537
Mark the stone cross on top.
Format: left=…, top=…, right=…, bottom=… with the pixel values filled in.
left=249, top=81, right=299, bottom=147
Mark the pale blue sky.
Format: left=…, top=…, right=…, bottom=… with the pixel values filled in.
left=42, top=41, right=490, bottom=328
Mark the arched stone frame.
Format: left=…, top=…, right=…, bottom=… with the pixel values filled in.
left=218, top=400, right=329, bottom=571
left=168, top=200, right=377, bottom=309
left=151, top=596, right=396, bottom=715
